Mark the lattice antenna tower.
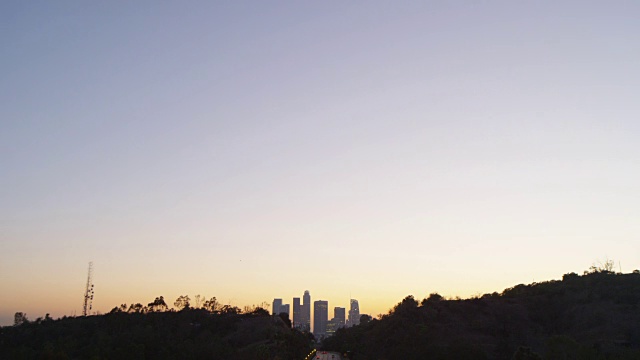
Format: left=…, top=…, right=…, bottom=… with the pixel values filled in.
left=82, top=262, right=95, bottom=316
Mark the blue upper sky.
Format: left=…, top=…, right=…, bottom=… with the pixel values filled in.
left=1, top=1, right=639, bottom=325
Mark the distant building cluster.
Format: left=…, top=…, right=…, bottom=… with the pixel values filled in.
left=271, top=298, right=290, bottom=317
left=272, top=291, right=364, bottom=339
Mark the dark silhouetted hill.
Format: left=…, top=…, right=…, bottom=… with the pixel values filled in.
left=323, top=270, right=640, bottom=360
left=0, top=308, right=312, bottom=359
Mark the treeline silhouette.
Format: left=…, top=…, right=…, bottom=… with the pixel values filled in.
left=322, top=267, right=640, bottom=359
left=322, top=262, right=640, bottom=360
left=1, top=299, right=313, bottom=359
left=4, top=265, right=640, bottom=359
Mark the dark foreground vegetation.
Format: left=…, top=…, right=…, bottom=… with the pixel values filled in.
left=0, top=308, right=312, bottom=359
left=4, top=265, right=640, bottom=360
left=323, top=268, right=640, bottom=360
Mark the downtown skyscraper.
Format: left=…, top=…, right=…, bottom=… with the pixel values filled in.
left=293, top=297, right=301, bottom=327
left=326, top=307, right=346, bottom=337
left=302, top=290, right=311, bottom=331
left=333, top=307, right=345, bottom=327
left=293, top=290, right=311, bottom=331
left=271, top=298, right=290, bottom=318
left=313, top=300, right=328, bottom=338
left=347, top=299, right=360, bottom=327
left=272, top=299, right=282, bottom=315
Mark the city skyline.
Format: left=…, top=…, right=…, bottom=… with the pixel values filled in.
left=2, top=2, right=640, bottom=326
left=276, top=290, right=360, bottom=336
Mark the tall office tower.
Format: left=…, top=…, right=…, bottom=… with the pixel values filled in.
left=325, top=318, right=339, bottom=337
left=281, top=304, right=290, bottom=317
left=347, top=299, right=360, bottom=327
left=313, top=300, right=328, bottom=338
left=293, top=297, right=301, bottom=328
left=334, top=307, right=346, bottom=328
left=326, top=306, right=347, bottom=337
left=272, top=298, right=283, bottom=315
left=303, top=290, right=311, bottom=331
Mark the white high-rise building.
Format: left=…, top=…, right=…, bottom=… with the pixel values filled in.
left=347, top=299, right=360, bottom=327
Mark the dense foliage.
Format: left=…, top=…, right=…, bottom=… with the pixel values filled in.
left=323, top=270, right=640, bottom=360
left=0, top=308, right=312, bottom=359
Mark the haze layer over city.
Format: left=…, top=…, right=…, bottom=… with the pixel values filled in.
left=1, top=1, right=639, bottom=326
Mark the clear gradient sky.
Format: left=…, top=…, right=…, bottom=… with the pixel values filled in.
left=2, top=1, right=640, bottom=326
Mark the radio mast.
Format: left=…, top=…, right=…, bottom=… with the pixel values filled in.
left=82, top=262, right=95, bottom=316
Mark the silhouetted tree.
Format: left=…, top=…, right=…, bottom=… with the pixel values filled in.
left=148, top=296, right=168, bottom=312
left=174, top=295, right=191, bottom=310
left=128, top=303, right=145, bottom=313
left=422, top=292, right=444, bottom=305
left=203, top=296, right=220, bottom=313
left=585, top=258, right=616, bottom=275
left=359, top=314, right=372, bottom=325
left=562, top=272, right=579, bottom=281
left=109, top=304, right=128, bottom=313
left=279, top=312, right=292, bottom=328
left=13, top=312, right=28, bottom=326
left=1, top=305, right=313, bottom=359
left=220, top=304, right=241, bottom=314
left=252, top=307, right=269, bottom=316
left=392, top=295, right=418, bottom=316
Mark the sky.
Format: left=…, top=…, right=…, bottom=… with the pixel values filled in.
left=1, top=1, right=639, bottom=326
